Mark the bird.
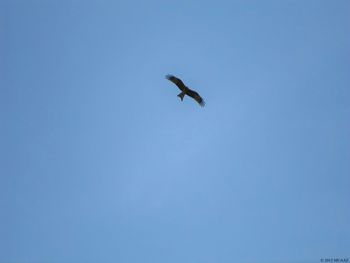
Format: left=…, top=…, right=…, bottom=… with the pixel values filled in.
left=166, top=74, right=205, bottom=107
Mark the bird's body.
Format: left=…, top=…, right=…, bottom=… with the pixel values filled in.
left=165, top=74, right=205, bottom=107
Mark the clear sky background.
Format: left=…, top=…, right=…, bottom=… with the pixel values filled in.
left=1, top=1, right=349, bottom=262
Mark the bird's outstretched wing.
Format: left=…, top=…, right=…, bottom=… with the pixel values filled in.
left=165, top=74, right=186, bottom=91
left=187, top=88, right=205, bottom=107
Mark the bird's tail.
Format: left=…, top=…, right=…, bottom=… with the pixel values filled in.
left=177, top=92, right=185, bottom=101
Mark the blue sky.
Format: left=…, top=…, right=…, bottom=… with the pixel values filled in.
left=1, top=1, right=350, bottom=262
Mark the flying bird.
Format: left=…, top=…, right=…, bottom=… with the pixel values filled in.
left=166, top=74, right=205, bottom=107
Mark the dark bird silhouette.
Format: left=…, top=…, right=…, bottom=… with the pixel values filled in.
left=166, top=74, right=205, bottom=107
